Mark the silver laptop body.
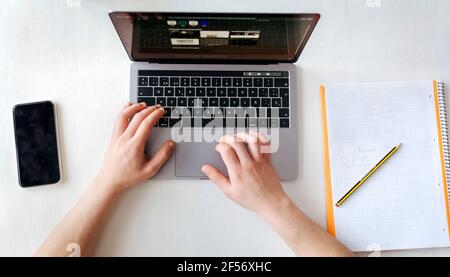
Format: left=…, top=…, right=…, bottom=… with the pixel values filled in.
left=110, top=12, right=320, bottom=180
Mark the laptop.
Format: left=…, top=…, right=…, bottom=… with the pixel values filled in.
left=110, top=12, right=320, bottom=180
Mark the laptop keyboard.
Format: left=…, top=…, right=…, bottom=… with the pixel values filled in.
left=137, top=70, right=290, bottom=128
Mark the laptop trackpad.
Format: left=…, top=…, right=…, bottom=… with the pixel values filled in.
left=175, top=142, right=227, bottom=178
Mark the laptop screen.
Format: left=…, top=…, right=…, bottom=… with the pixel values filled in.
left=110, top=12, right=320, bottom=63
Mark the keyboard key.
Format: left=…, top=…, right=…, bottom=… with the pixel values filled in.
left=158, top=118, right=168, bottom=127
left=156, top=97, right=166, bottom=106
left=247, top=108, right=257, bottom=118
left=240, top=98, right=250, bottom=107
left=217, top=88, right=226, bottom=97
left=251, top=98, right=260, bottom=107
left=264, top=78, right=273, bottom=87
left=201, top=98, right=208, bottom=107
left=209, top=98, right=218, bottom=107
left=225, top=108, right=235, bottom=117
left=230, top=98, right=239, bottom=107
left=248, top=88, right=258, bottom=97
left=193, top=108, right=203, bottom=117
left=212, top=78, right=221, bottom=87
left=270, top=108, right=279, bottom=117
left=167, top=97, right=176, bottom=106
left=163, top=108, right=171, bottom=117
left=280, top=88, right=289, bottom=107
left=138, top=97, right=155, bottom=106
left=262, top=98, right=271, bottom=107
left=138, top=77, right=148, bottom=86
left=177, top=97, right=187, bottom=107
left=170, top=77, right=180, bottom=86
left=227, top=88, right=237, bottom=97
left=279, top=108, right=289, bottom=117
left=258, top=88, right=268, bottom=97
left=201, top=77, right=211, bottom=87
left=274, top=78, right=289, bottom=87
left=254, top=78, right=263, bottom=87
left=138, top=87, right=153, bottom=96
left=238, top=88, right=247, bottom=97
left=269, top=88, right=279, bottom=97
left=243, top=78, right=252, bottom=87
left=181, top=77, right=190, bottom=86
left=248, top=118, right=258, bottom=128
left=149, top=77, right=158, bottom=86
left=186, top=87, right=195, bottom=97
left=214, top=108, right=224, bottom=117
left=258, top=118, right=268, bottom=128
left=280, top=118, right=290, bottom=128
left=207, top=88, right=216, bottom=97
left=187, top=98, right=196, bottom=106
left=191, top=77, right=201, bottom=86
left=160, top=77, right=169, bottom=86
left=233, top=78, right=242, bottom=87
left=154, top=87, right=164, bottom=96
left=219, top=98, right=229, bottom=107
left=196, top=88, right=206, bottom=97
left=175, top=87, right=185, bottom=96
left=171, top=108, right=183, bottom=118
left=270, top=118, right=279, bottom=128
left=182, top=107, right=192, bottom=117
left=203, top=108, right=214, bottom=118
left=164, top=87, right=174, bottom=96
left=235, top=108, right=246, bottom=117
left=258, top=108, right=267, bottom=117
left=193, top=98, right=203, bottom=107
left=272, top=98, right=281, bottom=107
left=223, top=78, right=232, bottom=87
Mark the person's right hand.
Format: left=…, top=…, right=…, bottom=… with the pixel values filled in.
left=201, top=132, right=289, bottom=216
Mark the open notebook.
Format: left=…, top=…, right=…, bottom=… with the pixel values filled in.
left=321, top=80, right=450, bottom=251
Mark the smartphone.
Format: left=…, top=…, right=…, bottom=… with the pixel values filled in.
left=13, top=101, right=61, bottom=187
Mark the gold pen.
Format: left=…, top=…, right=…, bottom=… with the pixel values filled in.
left=335, top=144, right=402, bottom=207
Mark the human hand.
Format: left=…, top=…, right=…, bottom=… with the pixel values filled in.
left=95, top=102, right=175, bottom=193
left=201, top=132, right=289, bottom=216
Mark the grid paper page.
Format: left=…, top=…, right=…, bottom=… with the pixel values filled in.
left=325, top=81, right=450, bottom=251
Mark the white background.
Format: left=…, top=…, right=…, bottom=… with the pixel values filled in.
left=0, top=0, right=449, bottom=256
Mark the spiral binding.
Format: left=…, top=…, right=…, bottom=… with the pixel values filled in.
left=437, top=81, right=450, bottom=200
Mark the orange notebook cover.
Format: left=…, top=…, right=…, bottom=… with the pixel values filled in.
left=321, top=80, right=450, bottom=251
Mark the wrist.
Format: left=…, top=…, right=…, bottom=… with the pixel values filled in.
left=89, top=175, right=126, bottom=199
left=258, top=192, right=293, bottom=221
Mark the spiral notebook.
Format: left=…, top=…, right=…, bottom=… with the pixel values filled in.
left=321, top=80, right=450, bottom=251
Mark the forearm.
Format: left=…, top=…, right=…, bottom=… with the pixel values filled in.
left=34, top=177, right=122, bottom=257
left=261, top=196, right=353, bottom=257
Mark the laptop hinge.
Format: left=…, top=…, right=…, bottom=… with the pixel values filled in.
left=147, top=59, right=280, bottom=65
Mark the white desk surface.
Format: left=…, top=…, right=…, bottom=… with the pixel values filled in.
left=1, top=0, right=449, bottom=257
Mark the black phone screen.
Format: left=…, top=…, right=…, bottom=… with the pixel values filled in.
left=13, top=101, right=61, bottom=187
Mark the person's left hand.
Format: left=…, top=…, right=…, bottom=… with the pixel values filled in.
left=95, top=102, right=175, bottom=193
